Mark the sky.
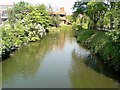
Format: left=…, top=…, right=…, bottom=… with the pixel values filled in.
left=0, top=0, right=76, bottom=14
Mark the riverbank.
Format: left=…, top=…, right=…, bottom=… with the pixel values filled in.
left=2, top=30, right=120, bottom=88
left=49, top=25, right=72, bottom=32
left=75, top=29, right=120, bottom=71
left=1, top=25, right=72, bottom=61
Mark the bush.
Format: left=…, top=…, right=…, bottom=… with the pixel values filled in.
left=72, top=22, right=82, bottom=30
left=75, top=29, right=120, bottom=70
left=31, top=37, right=40, bottom=42
left=1, top=2, right=51, bottom=60
left=76, top=29, right=95, bottom=42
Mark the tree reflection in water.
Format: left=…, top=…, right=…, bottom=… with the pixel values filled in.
left=71, top=47, right=120, bottom=88
left=2, top=35, right=53, bottom=83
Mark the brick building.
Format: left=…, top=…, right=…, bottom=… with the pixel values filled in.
left=51, top=7, right=67, bottom=25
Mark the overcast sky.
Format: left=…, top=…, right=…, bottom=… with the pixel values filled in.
left=0, top=0, right=76, bottom=14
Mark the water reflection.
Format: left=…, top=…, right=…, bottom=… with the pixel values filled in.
left=71, top=47, right=119, bottom=88
left=84, top=55, right=120, bottom=82
left=2, top=31, right=70, bottom=88
left=50, top=32, right=65, bottom=51
left=2, top=31, right=120, bottom=88
left=2, top=35, right=53, bottom=87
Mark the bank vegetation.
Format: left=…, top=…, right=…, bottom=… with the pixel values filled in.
left=72, top=1, right=120, bottom=70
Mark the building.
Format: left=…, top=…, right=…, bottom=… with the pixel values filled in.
left=51, top=7, right=67, bottom=25
left=0, top=5, right=14, bottom=25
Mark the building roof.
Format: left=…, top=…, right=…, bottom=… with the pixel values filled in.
left=51, top=7, right=66, bottom=15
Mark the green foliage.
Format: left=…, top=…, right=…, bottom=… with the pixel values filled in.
left=77, top=29, right=95, bottom=42
left=72, top=22, right=82, bottom=30
left=101, top=42, right=120, bottom=69
left=1, top=23, right=28, bottom=55
left=66, top=15, right=74, bottom=23
left=49, top=25, right=72, bottom=32
left=106, top=29, right=120, bottom=43
left=72, top=1, right=120, bottom=70
left=86, top=2, right=107, bottom=24
left=73, top=1, right=120, bottom=30
left=103, top=2, right=120, bottom=44
left=13, top=1, right=29, bottom=14
left=31, top=37, right=40, bottom=42
left=75, top=29, right=120, bottom=70
left=73, top=1, right=88, bottom=15
left=1, top=1, right=51, bottom=59
left=59, top=25, right=72, bottom=31
left=50, top=15, right=60, bottom=27
left=73, top=1, right=107, bottom=29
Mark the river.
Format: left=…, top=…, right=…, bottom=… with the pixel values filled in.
left=1, top=31, right=120, bottom=88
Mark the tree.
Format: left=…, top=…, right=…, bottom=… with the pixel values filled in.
left=13, top=1, right=29, bottom=14
left=73, top=1, right=87, bottom=21
left=85, top=2, right=107, bottom=29
left=73, top=0, right=108, bottom=30
left=50, top=15, right=60, bottom=27
left=2, top=1, right=52, bottom=59
left=106, top=1, right=120, bottom=43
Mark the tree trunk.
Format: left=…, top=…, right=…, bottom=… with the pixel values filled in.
left=93, top=22, right=97, bottom=30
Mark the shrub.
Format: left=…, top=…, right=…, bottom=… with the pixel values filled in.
left=75, top=29, right=120, bottom=70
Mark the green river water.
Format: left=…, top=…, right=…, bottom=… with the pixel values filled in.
left=1, top=31, right=120, bottom=88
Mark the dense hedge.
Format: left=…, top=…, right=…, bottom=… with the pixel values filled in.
left=75, top=29, right=120, bottom=70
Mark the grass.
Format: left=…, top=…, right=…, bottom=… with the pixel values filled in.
left=49, top=25, right=72, bottom=32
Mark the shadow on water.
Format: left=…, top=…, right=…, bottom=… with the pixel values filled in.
left=84, top=55, right=120, bottom=82
left=71, top=44, right=120, bottom=84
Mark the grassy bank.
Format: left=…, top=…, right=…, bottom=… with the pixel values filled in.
left=49, top=25, right=72, bottom=32
left=75, top=29, right=120, bottom=70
